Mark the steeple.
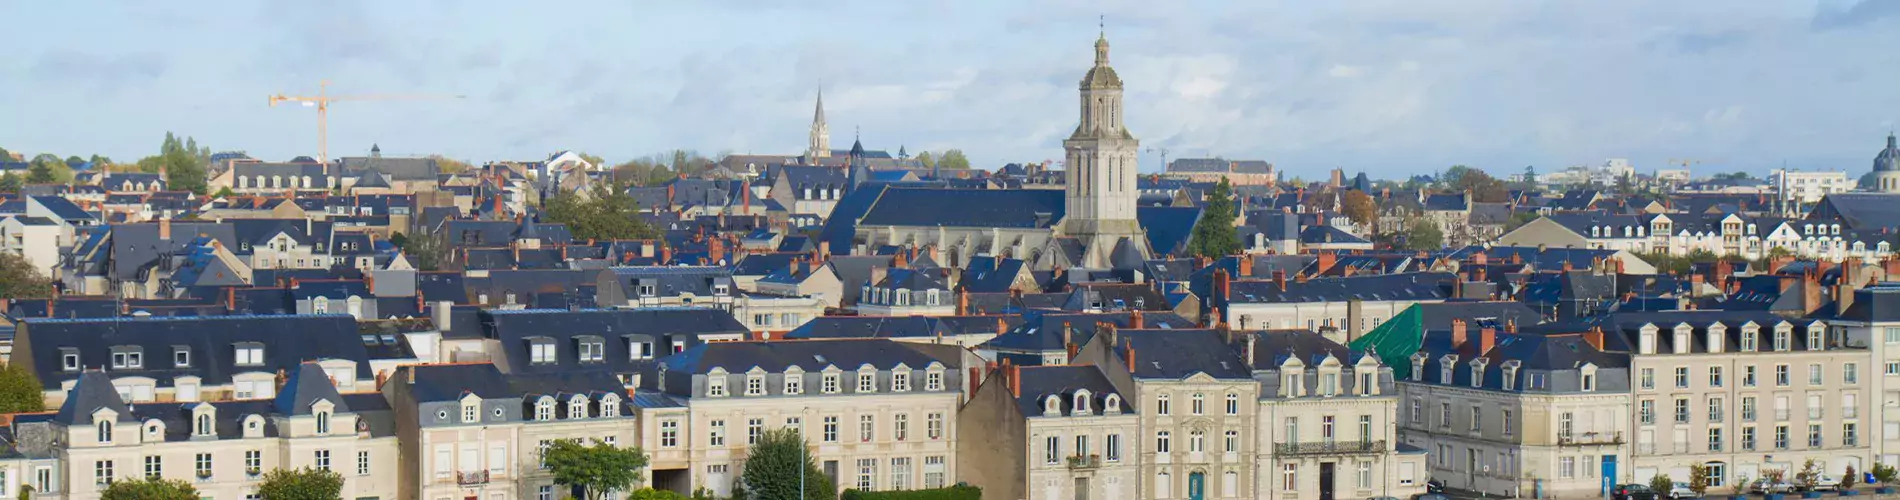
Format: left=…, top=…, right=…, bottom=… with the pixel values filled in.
left=847, top=128, right=869, bottom=191
left=1060, top=28, right=1147, bottom=268
left=807, top=88, right=831, bottom=161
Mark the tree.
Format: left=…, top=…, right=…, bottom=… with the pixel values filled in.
left=914, top=151, right=934, bottom=169
left=544, top=439, right=650, bottom=500
left=400, top=230, right=447, bottom=271
left=1440, top=165, right=1508, bottom=202
left=1872, top=462, right=1897, bottom=484
left=1648, top=473, right=1673, bottom=497
left=543, top=183, right=660, bottom=241
left=1504, top=211, right=1540, bottom=233
left=429, top=155, right=473, bottom=174
left=579, top=152, right=605, bottom=167
left=0, top=175, right=21, bottom=194
left=214, top=186, right=236, bottom=198
left=1731, top=473, right=1750, bottom=497
left=255, top=467, right=342, bottom=500
left=1713, top=171, right=1756, bottom=181
left=1688, top=463, right=1711, bottom=496
left=0, top=363, right=46, bottom=414
left=388, top=232, right=409, bottom=250
left=936, top=149, right=971, bottom=170
left=141, top=132, right=211, bottom=194
left=1382, top=216, right=1444, bottom=252
left=26, top=154, right=63, bottom=184
left=630, top=490, right=689, bottom=500
left=1522, top=165, right=1537, bottom=185
left=1795, top=458, right=1822, bottom=490
left=1844, top=464, right=1859, bottom=490
left=741, top=428, right=834, bottom=500
left=101, top=477, right=197, bottom=500
left=1340, top=190, right=1377, bottom=229
left=1186, top=177, right=1241, bottom=258
left=0, top=252, right=54, bottom=299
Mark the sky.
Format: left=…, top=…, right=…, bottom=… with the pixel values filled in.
left=4, top=0, right=1900, bottom=180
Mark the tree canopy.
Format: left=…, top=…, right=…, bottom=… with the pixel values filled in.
left=1380, top=216, right=1443, bottom=251
left=935, top=149, right=971, bottom=170
left=398, top=230, right=447, bottom=271
left=1186, top=178, right=1242, bottom=258
left=101, top=477, right=198, bottom=500
left=543, top=183, right=660, bottom=242
left=1440, top=165, right=1508, bottom=202
left=1340, top=190, right=1377, bottom=228
left=545, top=439, right=650, bottom=500
left=0, top=252, right=54, bottom=299
left=741, top=428, right=835, bottom=500
left=255, top=467, right=342, bottom=500
left=0, top=362, right=45, bottom=415
left=430, top=155, right=473, bottom=174
left=137, top=132, right=211, bottom=194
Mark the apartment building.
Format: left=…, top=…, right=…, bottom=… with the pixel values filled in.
left=640, top=339, right=963, bottom=496
left=957, top=364, right=1141, bottom=500
left=1246, top=330, right=1426, bottom=500
left=1216, top=271, right=1454, bottom=333
left=1073, top=328, right=1260, bottom=500
left=1399, top=322, right=1632, bottom=499
left=20, top=365, right=399, bottom=500
left=381, top=364, right=637, bottom=500
left=1603, top=311, right=1871, bottom=486
left=1827, top=285, right=1900, bottom=467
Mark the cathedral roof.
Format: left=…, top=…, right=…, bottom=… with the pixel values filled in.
left=1875, top=133, right=1900, bottom=173
left=1080, top=35, right=1123, bottom=89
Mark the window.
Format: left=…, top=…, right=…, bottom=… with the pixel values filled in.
left=1709, top=397, right=1724, bottom=422
left=535, top=400, right=554, bottom=421
left=195, top=414, right=214, bottom=436
left=538, top=486, right=553, bottom=500
left=1775, top=330, right=1790, bottom=351
left=1156, top=394, right=1171, bottom=416
left=925, top=370, right=943, bottom=391
left=1709, top=366, right=1723, bottom=387
left=709, top=420, right=726, bottom=447
left=1742, top=427, right=1757, bottom=451
left=857, top=371, right=876, bottom=392
left=1846, top=363, right=1860, bottom=384
left=95, top=460, right=114, bottom=486
left=357, top=451, right=370, bottom=476
left=315, top=450, right=330, bottom=471
left=1640, top=368, right=1654, bottom=389
left=529, top=341, right=556, bottom=364
left=1742, top=397, right=1756, bottom=421
left=890, top=457, right=912, bottom=491
left=1225, top=393, right=1240, bottom=415
left=1106, top=434, right=1122, bottom=462
left=1359, top=461, right=1373, bottom=488
left=1640, top=400, right=1655, bottom=424
left=822, top=373, right=841, bottom=394
left=1775, top=425, right=1789, bottom=449
left=1189, top=430, right=1205, bottom=453
left=1846, top=422, right=1860, bottom=446
left=924, top=456, right=946, bottom=489
left=859, top=414, right=875, bottom=442
left=1561, top=457, right=1576, bottom=478
left=1156, top=431, right=1172, bottom=453
left=144, top=455, right=161, bottom=479
left=629, top=341, right=654, bottom=360
left=1776, top=364, right=1790, bottom=386
left=856, top=458, right=877, bottom=491
left=1468, top=407, right=1481, bottom=432
left=1744, top=365, right=1757, bottom=386
left=1675, top=367, right=1690, bottom=388
left=245, top=450, right=262, bottom=474
left=1281, top=463, right=1298, bottom=492
left=112, top=349, right=143, bottom=369
left=823, top=416, right=839, bottom=443
left=234, top=344, right=264, bottom=366
left=1286, top=417, right=1300, bottom=444
left=97, top=420, right=113, bottom=443
left=926, top=413, right=944, bottom=440
left=1440, top=403, right=1451, bottom=428
left=1502, top=410, right=1514, bottom=436
left=892, top=371, right=910, bottom=392
left=569, top=397, right=588, bottom=419
left=62, top=351, right=79, bottom=371
left=1810, top=364, right=1824, bottom=385
left=1224, top=430, right=1240, bottom=452
left=660, top=420, right=679, bottom=448
left=195, top=453, right=212, bottom=479
left=1810, top=424, right=1824, bottom=448
left=1044, top=435, right=1060, bottom=465
left=893, top=414, right=909, bottom=441
left=1675, top=398, right=1691, bottom=423
left=745, top=375, right=765, bottom=396
left=707, top=374, right=727, bottom=397
left=1559, top=412, right=1574, bottom=440
left=748, top=418, right=764, bottom=445
left=1709, top=427, right=1724, bottom=451
left=1191, top=393, right=1205, bottom=415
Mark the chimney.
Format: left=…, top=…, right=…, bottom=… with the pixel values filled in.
left=819, top=240, right=832, bottom=261
left=957, top=290, right=969, bottom=316
left=1803, top=272, right=1822, bottom=313
left=159, top=217, right=172, bottom=240
left=1472, top=252, right=1488, bottom=266
left=666, top=184, right=676, bottom=206
left=1062, top=322, right=1073, bottom=353
left=996, top=317, right=1007, bottom=334
left=1123, top=341, right=1136, bottom=373
left=708, top=238, right=726, bottom=265
left=1451, top=318, right=1469, bottom=348
left=1479, top=326, right=1497, bottom=355
left=1130, top=309, right=1144, bottom=329
left=1583, top=327, right=1604, bottom=351
left=433, top=301, right=453, bottom=331
left=1317, top=252, right=1337, bottom=275
left=1272, top=269, right=1287, bottom=292
left=894, top=249, right=909, bottom=268
left=1214, top=268, right=1232, bottom=303
left=1614, top=258, right=1626, bottom=274
left=1837, top=281, right=1856, bottom=318
left=1346, top=299, right=1364, bottom=340
left=1243, top=331, right=1257, bottom=369
left=661, top=245, right=673, bottom=265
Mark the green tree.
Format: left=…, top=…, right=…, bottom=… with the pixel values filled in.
left=400, top=231, right=447, bottom=271
left=1713, top=171, right=1756, bottom=181
left=1795, top=458, right=1822, bottom=490
left=741, top=428, right=834, bottom=500
left=1382, top=216, right=1444, bottom=252
left=1688, top=463, right=1711, bottom=496
left=1186, top=177, right=1242, bottom=258
left=0, top=252, right=54, bottom=299
left=141, top=132, right=210, bottom=194
left=0, top=362, right=46, bottom=414
left=1440, top=165, right=1508, bottom=202
left=629, top=489, right=689, bottom=500
left=545, top=439, right=650, bottom=500
left=429, top=154, right=473, bottom=174
left=543, top=183, right=660, bottom=241
left=915, top=151, right=935, bottom=169
left=1340, top=189, right=1377, bottom=229
left=26, top=154, right=62, bottom=184
left=100, top=477, right=197, bottom=500
left=0, top=174, right=22, bottom=193
left=1523, top=165, right=1537, bottom=185
left=388, top=231, right=409, bottom=250
left=255, top=467, right=342, bottom=500
left=88, top=154, right=113, bottom=167
left=1872, top=462, right=1898, bottom=484
left=1648, top=473, right=1673, bottom=496
left=214, top=186, right=236, bottom=198
left=579, top=152, right=605, bottom=167
left=936, top=149, right=971, bottom=170
left=0, top=147, right=9, bottom=161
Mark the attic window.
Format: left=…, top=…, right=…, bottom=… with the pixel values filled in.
left=233, top=343, right=265, bottom=366
left=575, top=336, right=605, bottom=363
left=61, top=348, right=80, bottom=371
left=173, top=347, right=190, bottom=368
left=528, top=338, right=557, bottom=364
left=110, top=347, right=143, bottom=370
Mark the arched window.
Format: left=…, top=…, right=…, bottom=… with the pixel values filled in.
left=98, top=420, right=113, bottom=443
left=569, top=396, right=589, bottom=419
left=1044, top=396, right=1061, bottom=416
left=536, top=398, right=555, bottom=421
left=599, top=395, right=621, bottom=418
left=1105, top=394, right=1121, bottom=414
left=195, top=414, right=213, bottom=436
left=315, top=411, right=330, bottom=435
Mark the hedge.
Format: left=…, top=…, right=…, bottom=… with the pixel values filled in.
left=839, top=485, right=981, bottom=500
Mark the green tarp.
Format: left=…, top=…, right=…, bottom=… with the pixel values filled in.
left=1348, top=303, right=1425, bottom=380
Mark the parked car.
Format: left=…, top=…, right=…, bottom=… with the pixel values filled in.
left=1424, top=479, right=1445, bottom=493
left=1752, top=478, right=1796, bottom=493
left=1666, top=481, right=1694, bottom=499
left=1613, top=484, right=1659, bottom=500
left=1410, top=495, right=1451, bottom=500
left=1810, top=474, right=1841, bottom=491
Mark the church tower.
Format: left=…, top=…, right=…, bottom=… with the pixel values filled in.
left=808, top=89, right=831, bottom=161
left=1060, top=31, right=1147, bottom=267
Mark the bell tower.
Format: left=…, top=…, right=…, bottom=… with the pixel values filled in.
left=1060, top=28, right=1147, bottom=267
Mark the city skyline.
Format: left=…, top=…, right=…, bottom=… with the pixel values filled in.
left=4, top=0, right=1900, bottom=177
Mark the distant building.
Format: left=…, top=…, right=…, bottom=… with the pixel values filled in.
left=1164, top=158, right=1276, bottom=186
left=1768, top=169, right=1852, bottom=214
left=1866, top=133, right=1900, bottom=193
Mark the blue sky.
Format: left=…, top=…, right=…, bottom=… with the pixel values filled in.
left=4, top=0, right=1900, bottom=179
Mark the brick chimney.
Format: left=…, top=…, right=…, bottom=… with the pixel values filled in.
left=1317, top=252, right=1337, bottom=275
left=1451, top=318, right=1469, bottom=348
left=158, top=217, right=172, bottom=240
left=1239, top=255, right=1254, bottom=277
left=957, top=290, right=969, bottom=316
left=1272, top=269, right=1286, bottom=292
left=1130, top=309, right=1144, bottom=329
left=1583, top=327, right=1604, bottom=351
left=1472, top=252, right=1488, bottom=266
left=1123, top=341, right=1136, bottom=373
left=1479, top=326, right=1497, bottom=355
left=1214, top=268, right=1232, bottom=302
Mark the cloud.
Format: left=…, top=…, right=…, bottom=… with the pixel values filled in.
left=1327, top=64, right=1365, bottom=78
left=1812, top=0, right=1900, bottom=30
left=28, top=50, right=167, bottom=89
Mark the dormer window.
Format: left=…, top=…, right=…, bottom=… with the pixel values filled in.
left=1281, top=372, right=1303, bottom=398
left=194, top=413, right=214, bottom=436
left=575, top=336, right=605, bottom=363
left=1105, top=394, right=1122, bottom=414
left=857, top=370, right=876, bottom=393
left=784, top=369, right=804, bottom=395
left=1440, top=355, right=1458, bottom=385
left=707, top=371, right=728, bottom=397
left=628, top=339, right=655, bottom=360
left=1706, top=324, right=1726, bottom=354
left=712, top=283, right=729, bottom=295
left=535, top=398, right=555, bottom=421
left=111, top=347, right=142, bottom=369
left=1580, top=364, right=1599, bottom=392
left=822, top=372, right=840, bottom=394
left=745, top=373, right=766, bottom=396
left=313, top=297, right=329, bottom=314
left=62, top=348, right=79, bottom=371
left=1741, top=325, right=1760, bottom=351
left=1639, top=325, right=1658, bottom=354
left=1672, top=325, right=1692, bottom=354
left=1502, top=361, right=1521, bottom=391
left=173, top=347, right=190, bottom=368
left=1774, top=326, right=1791, bottom=351
left=925, top=369, right=944, bottom=391
left=461, top=402, right=478, bottom=423
left=316, top=410, right=332, bottom=434
left=528, top=338, right=557, bottom=364
left=97, top=420, right=113, bottom=443
left=1469, top=360, right=1486, bottom=389
left=892, top=369, right=911, bottom=392
left=1044, top=396, right=1061, bottom=416
left=599, top=395, right=621, bottom=417
left=1410, top=356, right=1425, bottom=382
left=564, top=396, right=588, bottom=419
left=1807, top=323, right=1826, bottom=351
left=233, top=343, right=265, bottom=366
left=1074, top=390, right=1093, bottom=416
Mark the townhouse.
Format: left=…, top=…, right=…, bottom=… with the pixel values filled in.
left=1246, top=329, right=1426, bottom=500
left=1072, top=328, right=1260, bottom=500
left=1824, top=285, right=1900, bottom=468
left=957, top=364, right=1141, bottom=500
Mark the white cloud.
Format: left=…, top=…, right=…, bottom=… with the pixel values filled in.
left=1327, top=64, right=1365, bottom=78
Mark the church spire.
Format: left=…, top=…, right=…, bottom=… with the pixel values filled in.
left=808, top=88, right=831, bottom=160
left=1096, top=15, right=1110, bottom=66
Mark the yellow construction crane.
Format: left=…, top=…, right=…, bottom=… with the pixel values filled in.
left=268, top=81, right=464, bottom=164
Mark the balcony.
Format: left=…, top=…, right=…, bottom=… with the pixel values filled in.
left=1066, top=454, right=1102, bottom=470
left=456, top=470, right=489, bottom=486
left=1638, top=443, right=1656, bottom=454
left=1742, top=411, right=1756, bottom=422
left=1844, top=407, right=1859, bottom=419
left=1558, top=431, right=1624, bottom=447
left=1709, top=410, right=1724, bottom=423
left=1776, top=409, right=1791, bottom=420
left=1810, top=409, right=1825, bottom=419
left=1274, top=440, right=1385, bottom=456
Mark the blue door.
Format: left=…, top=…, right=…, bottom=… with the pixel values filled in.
left=1187, top=472, right=1205, bottom=500
left=1601, top=455, right=1618, bottom=497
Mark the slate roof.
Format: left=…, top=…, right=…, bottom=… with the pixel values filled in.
left=1111, top=329, right=1252, bottom=380
left=858, top=188, right=1064, bottom=228
left=1137, top=206, right=1201, bottom=257
left=20, top=314, right=377, bottom=390
left=1591, top=311, right=1829, bottom=354
left=484, top=308, right=749, bottom=374
left=983, top=310, right=1195, bottom=354
left=1013, top=365, right=1133, bottom=417
left=1298, top=225, right=1368, bottom=245
left=401, top=362, right=629, bottom=404
left=1809, top=193, right=1900, bottom=231
left=1225, top=272, right=1455, bottom=304
left=660, top=339, right=947, bottom=375
left=1414, top=329, right=1629, bottom=392
left=1167, top=158, right=1272, bottom=174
